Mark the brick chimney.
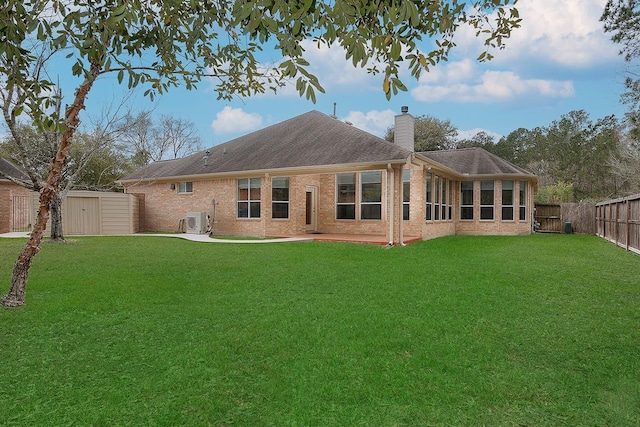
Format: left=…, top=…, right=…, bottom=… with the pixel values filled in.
left=394, top=106, right=414, bottom=152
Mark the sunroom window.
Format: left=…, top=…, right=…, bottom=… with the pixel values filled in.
left=441, top=177, right=448, bottom=221
left=426, top=172, right=432, bottom=221
left=502, top=180, right=514, bottom=221
left=519, top=181, right=527, bottom=221
left=403, top=169, right=410, bottom=221
left=480, top=180, right=494, bottom=220
left=460, top=181, right=474, bottom=220
left=434, top=175, right=440, bottom=221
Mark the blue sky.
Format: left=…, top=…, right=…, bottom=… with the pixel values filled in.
left=74, top=0, right=628, bottom=148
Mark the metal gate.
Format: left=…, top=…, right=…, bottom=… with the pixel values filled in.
left=12, top=195, right=31, bottom=232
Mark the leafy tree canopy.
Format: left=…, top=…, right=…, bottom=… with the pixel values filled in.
left=2, top=0, right=521, bottom=130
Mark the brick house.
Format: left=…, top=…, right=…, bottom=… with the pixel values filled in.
left=0, top=158, right=31, bottom=233
left=119, top=109, right=537, bottom=244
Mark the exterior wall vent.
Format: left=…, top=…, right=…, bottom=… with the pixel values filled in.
left=186, top=212, right=208, bottom=234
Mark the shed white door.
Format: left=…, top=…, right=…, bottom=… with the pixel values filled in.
left=66, top=197, right=100, bottom=235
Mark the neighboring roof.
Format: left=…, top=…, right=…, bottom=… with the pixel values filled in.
left=0, top=158, right=29, bottom=181
left=420, top=148, right=535, bottom=177
left=120, top=110, right=413, bottom=182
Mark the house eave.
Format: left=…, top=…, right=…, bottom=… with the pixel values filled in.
left=117, top=159, right=410, bottom=185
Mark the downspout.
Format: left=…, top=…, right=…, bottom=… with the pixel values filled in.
left=399, top=159, right=412, bottom=246
left=387, top=163, right=394, bottom=246
left=397, top=165, right=404, bottom=246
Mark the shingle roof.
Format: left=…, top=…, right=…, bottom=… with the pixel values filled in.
left=420, top=148, right=534, bottom=177
left=120, top=110, right=413, bottom=181
left=0, top=158, right=29, bottom=181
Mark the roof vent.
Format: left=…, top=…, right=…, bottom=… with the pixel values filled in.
left=401, top=105, right=409, bottom=114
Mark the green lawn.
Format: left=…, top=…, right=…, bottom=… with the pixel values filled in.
left=1, top=234, right=639, bottom=426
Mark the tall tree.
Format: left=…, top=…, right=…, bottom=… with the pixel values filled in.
left=67, top=130, right=130, bottom=191
left=456, top=130, right=495, bottom=150
left=602, top=0, right=640, bottom=132
left=492, top=127, right=533, bottom=166
left=1, top=0, right=521, bottom=306
left=118, top=112, right=202, bottom=164
left=610, top=126, right=640, bottom=192
left=544, top=111, right=620, bottom=200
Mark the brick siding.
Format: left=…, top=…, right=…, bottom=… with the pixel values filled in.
left=124, top=170, right=535, bottom=241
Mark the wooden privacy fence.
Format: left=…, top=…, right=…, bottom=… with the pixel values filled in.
left=534, top=203, right=595, bottom=234
left=12, top=195, right=31, bottom=231
left=596, top=194, right=640, bottom=255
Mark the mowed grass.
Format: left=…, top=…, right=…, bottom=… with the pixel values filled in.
left=1, top=234, right=639, bottom=426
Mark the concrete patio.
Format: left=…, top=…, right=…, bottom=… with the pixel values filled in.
left=1, top=231, right=421, bottom=245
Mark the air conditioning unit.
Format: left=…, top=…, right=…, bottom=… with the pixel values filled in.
left=186, top=212, right=208, bottom=234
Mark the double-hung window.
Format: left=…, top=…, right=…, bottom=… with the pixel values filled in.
left=449, top=181, right=454, bottom=220
left=272, top=177, right=289, bottom=219
left=502, top=180, right=514, bottom=221
left=403, top=169, right=410, bottom=221
left=434, top=175, right=440, bottom=221
left=336, top=173, right=356, bottom=219
left=441, top=178, right=448, bottom=221
left=519, top=181, right=527, bottom=221
left=237, top=178, right=261, bottom=218
left=480, top=180, right=494, bottom=220
left=460, top=181, right=474, bottom=220
left=360, top=171, right=382, bottom=220
left=178, top=181, right=193, bottom=194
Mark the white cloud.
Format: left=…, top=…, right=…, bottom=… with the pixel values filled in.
left=412, top=60, right=574, bottom=103
left=341, top=109, right=396, bottom=137
left=456, top=0, right=617, bottom=68
left=210, top=107, right=263, bottom=135
left=301, top=40, right=377, bottom=89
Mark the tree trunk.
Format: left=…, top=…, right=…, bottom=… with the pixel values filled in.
left=49, top=192, right=64, bottom=241
left=2, top=187, right=53, bottom=306
left=1, top=60, right=100, bottom=308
